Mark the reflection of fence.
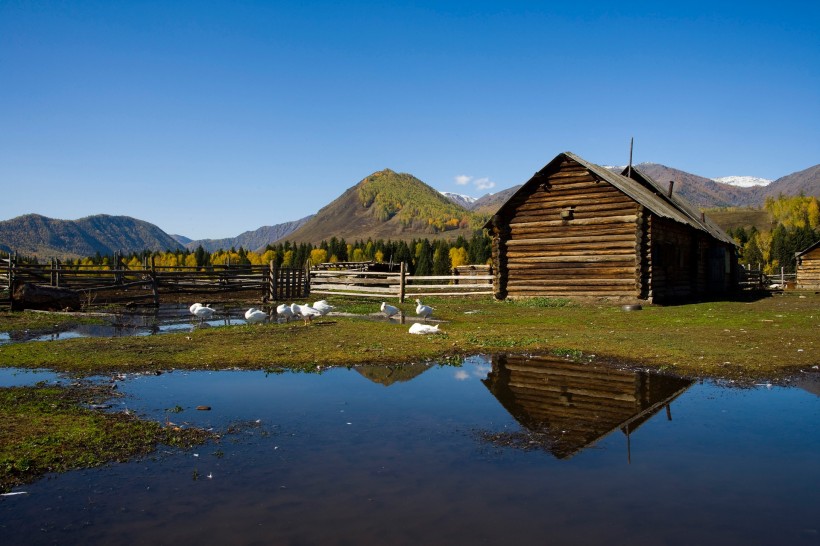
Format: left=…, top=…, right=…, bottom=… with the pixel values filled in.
left=3, top=255, right=309, bottom=306
left=309, top=262, right=493, bottom=302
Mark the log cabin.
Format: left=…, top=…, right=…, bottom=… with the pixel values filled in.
left=795, top=240, right=820, bottom=290
left=485, top=152, right=739, bottom=303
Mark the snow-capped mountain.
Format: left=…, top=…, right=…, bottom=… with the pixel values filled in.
left=713, top=176, right=772, bottom=188
left=440, top=191, right=477, bottom=209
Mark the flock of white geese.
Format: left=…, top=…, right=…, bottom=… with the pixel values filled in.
left=189, top=299, right=441, bottom=334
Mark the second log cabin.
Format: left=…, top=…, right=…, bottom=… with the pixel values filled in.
left=485, top=151, right=738, bottom=303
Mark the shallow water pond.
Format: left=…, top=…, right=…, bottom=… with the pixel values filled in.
left=1, top=355, right=818, bottom=545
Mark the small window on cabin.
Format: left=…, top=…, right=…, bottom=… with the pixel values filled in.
left=560, top=207, right=575, bottom=221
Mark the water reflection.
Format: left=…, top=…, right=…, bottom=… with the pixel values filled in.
left=354, top=362, right=434, bottom=386
left=0, top=360, right=818, bottom=545
left=0, top=304, right=255, bottom=345
left=482, top=354, right=694, bottom=459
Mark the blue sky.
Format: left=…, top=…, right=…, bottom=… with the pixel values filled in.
left=2, top=1, right=818, bottom=240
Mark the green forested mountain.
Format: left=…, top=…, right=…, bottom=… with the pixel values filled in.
left=279, top=169, right=489, bottom=244
left=0, top=214, right=182, bottom=259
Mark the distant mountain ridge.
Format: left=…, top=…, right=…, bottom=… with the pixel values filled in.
left=629, top=162, right=820, bottom=208
left=183, top=216, right=314, bottom=253
left=0, top=214, right=183, bottom=259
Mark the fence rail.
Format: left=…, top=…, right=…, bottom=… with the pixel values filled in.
left=309, top=262, right=493, bottom=302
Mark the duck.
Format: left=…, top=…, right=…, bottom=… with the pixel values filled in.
left=380, top=302, right=400, bottom=318
left=409, top=322, right=441, bottom=335
left=244, top=308, right=268, bottom=324
left=415, top=299, right=434, bottom=319
left=312, top=300, right=334, bottom=316
left=276, top=303, right=294, bottom=322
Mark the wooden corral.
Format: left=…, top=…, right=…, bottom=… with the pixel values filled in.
left=485, top=152, right=738, bottom=303
left=2, top=256, right=308, bottom=309
left=795, top=240, right=820, bottom=290
left=482, top=354, right=693, bottom=459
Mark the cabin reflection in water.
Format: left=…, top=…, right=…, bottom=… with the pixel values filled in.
left=482, top=354, right=694, bottom=460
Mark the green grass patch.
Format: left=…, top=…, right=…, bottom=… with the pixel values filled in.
left=0, top=292, right=817, bottom=381
left=0, top=382, right=213, bottom=492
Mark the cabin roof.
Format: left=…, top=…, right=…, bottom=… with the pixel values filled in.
left=795, top=239, right=820, bottom=258
left=485, top=151, right=736, bottom=246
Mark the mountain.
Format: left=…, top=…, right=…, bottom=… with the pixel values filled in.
left=440, top=191, right=477, bottom=209
left=171, top=234, right=193, bottom=245
left=762, top=164, right=820, bottom=200
left=184, top=216, right=314, bottom=253
left=277, top=169, right=489, bottom=245
left=633, top=162, right=820, bottom=208
left=470, top=186, right=523, bottom=215
left=0, top=214, right=183, bottom=259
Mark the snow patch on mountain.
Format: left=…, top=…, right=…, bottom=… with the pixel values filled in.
left=440, top=191, right=477, bottom=208
left=713, top=176, right=772, bottom=188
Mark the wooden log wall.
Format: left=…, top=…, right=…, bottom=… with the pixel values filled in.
left=646, top=216, right=697, bottom=301
left=796, top=246, right=820, bottom=289
left=498, top=158, right=640, bottom=298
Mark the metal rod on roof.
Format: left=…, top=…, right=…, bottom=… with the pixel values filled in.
left=627, top=137, right=633, bottom=178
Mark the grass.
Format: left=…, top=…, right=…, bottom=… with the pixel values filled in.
left=0, top=291, right=817, bottom=381
left=0, top=381, right=213, bottom=492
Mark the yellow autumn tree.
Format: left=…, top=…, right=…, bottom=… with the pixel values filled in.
left=310, top=248, right=328, bottom=265
left=449, top=247, right=469, bottom=268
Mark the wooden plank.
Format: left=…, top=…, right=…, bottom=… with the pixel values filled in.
left=404, top=290, right=492, bottom=297
left=507, top=254, right=634, bottom=263
left=509, top=215, right=638, bottom=228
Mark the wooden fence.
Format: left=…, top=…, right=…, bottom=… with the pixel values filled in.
left=309, top=262, right=493, bottom=302
left=739, top=265, right=797, bottom=291
left=1, top=255, right=308, bottom=307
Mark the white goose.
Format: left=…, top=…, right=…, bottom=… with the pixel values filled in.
left=409, top=323, right=441, bottom=335
left=189, top=302, right=204, bottom=314
left=191, top=304, right=215, bottom=321
left=312, top=300, right=334, bottom=316
left=415, top=299, right=434, bottom=320
left=380, top=302, right=400, bottom=318
left=245, top=308, right=268, bottom=324
left=291, top=303, right=322, bottom=325
left=276, top=303, right=294, bottom=323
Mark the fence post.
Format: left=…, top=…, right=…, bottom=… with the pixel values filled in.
left=399, top=262, right=406, bottom=303
left=304, top=260, right=311, bottom=297
left=268, top=260, right=278, bottom=301
left=150, top=256, right=159, bottom=306
left=55, top=259, right=61, bottom=288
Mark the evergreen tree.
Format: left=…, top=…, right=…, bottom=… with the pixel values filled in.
left=414, top=239, right=433, bottom=276
left=432, top=240, right=452, bottom=275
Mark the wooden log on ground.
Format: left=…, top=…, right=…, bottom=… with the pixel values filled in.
left=12, top=283, right=82, bottom=311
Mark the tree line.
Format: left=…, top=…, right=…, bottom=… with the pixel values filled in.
left=727, top=195, right=820, bottom=274
left=46, top=231, right=493, bottom=276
